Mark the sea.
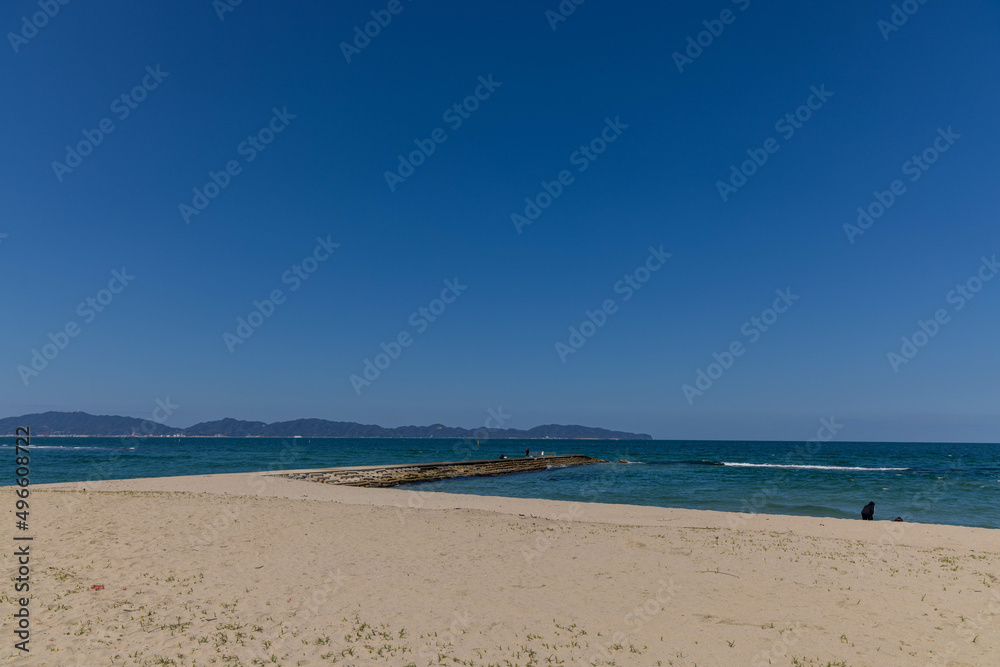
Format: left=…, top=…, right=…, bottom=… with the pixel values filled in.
left=4, top=436, right=998, bottom=529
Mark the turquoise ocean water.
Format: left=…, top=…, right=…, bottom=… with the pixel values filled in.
left=4, top=437, right=998, bottom=529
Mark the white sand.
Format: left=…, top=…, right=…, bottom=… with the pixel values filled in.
left=2, top=471, right=998, bottom=666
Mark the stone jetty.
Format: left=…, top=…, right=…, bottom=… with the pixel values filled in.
left=269, top=454, right=605, bottom=488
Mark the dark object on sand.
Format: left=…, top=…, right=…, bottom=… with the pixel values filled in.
left=894, top=517, right=903, bottom=522
left=861, top=502, right=875, bottom=520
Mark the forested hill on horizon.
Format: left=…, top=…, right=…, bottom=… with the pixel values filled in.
left=0, top=411, right=652, bottom=440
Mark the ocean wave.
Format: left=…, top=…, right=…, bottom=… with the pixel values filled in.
left=721, top=462, right=910, bottom=472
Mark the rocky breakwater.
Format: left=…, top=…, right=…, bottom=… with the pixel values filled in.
left=271, top=454, right=605, bottom=488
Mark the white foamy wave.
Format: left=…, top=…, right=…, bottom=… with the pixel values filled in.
left=722, top=462, right=909, bottom=472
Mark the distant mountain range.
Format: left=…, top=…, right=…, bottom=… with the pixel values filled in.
left=0, top=411, right=652, bottom=440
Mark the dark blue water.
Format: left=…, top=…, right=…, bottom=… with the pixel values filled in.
left=4, top=437, right=998, bottom=529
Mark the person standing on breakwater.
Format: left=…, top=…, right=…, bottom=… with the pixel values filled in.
left=526, top=448, right=530, bottom=457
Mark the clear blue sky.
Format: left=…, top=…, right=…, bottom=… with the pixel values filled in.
left=2, top=0, right=999, bottom=442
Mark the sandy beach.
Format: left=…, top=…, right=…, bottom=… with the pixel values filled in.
left=3, top=471, right=998, bottom=666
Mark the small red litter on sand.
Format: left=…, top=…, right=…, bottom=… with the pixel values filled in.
left=287, top=599, right=291, bottom=603
left=90, top=585, right=104, bottom=590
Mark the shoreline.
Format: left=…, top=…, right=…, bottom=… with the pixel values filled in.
left=27, top=470, right=1000, bottom=539
left=4, top=472, right=998, bottom=665
left=24, top=466, right=1000, bottom=531
left=28, top=471, right=1000, bottom=546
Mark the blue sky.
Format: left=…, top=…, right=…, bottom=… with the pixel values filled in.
left=2, top=0, right=999, bottom=441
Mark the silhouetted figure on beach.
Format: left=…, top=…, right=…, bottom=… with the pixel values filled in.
left=525, top=448, right=530, bottom=457
left=861, top=502, right=875, bottom=521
